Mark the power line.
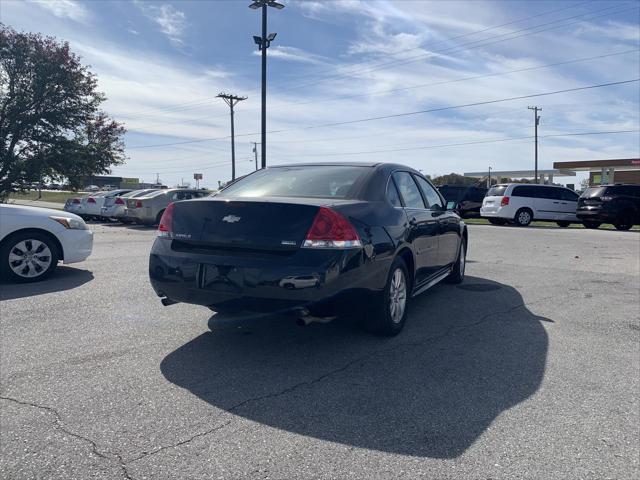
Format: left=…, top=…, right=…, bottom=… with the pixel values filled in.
left=269, top=2, right=634, bottom=94
left=123, top=48, right=638, bottom=131
left=112, top=1, right=626, bottom=122
left=276, top=130, right=639, bottom=157
left=125, top=78, right=640, bottom=149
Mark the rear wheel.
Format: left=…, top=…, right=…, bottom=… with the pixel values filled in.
left=556, top=221, right=571, bottom=228
left=614, top=210, right=634, bottom=231
left=445, top=237, right=466, bottom=284
left=0, top=231, right=59, bottom=283
left=514, top=208, right=533, bottom=227
left=155, top=209, right=165, bottom=226
left=582, top=221, right=601, bottom=229
left=364, top=257, right=409, bottom=336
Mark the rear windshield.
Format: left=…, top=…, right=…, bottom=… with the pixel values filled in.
left=142, top=190, right=168, bottom=198
left=581, top=187, right=606, bottom=198
left=487, top=185, right=508, bottom=196
left=218, top=166, right=370, bottom=199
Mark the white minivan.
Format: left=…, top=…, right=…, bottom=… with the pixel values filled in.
left=481, top=184, right=580, bottom=226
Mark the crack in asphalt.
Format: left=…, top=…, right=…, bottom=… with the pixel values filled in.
left=0, top=396, right=133, bottom=480
left=124, top=295, right=553, bottom=466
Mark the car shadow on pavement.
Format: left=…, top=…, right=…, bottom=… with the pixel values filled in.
left=0, top=267, right=93, bottom=301
left=160, top=276, right=548, bottom=459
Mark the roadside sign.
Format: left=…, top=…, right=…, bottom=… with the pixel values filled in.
left=194, top=173, right=203, bottom=180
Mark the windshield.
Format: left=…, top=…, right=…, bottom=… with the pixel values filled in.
left=581, top=187, right=606, bottom=198
left=218, top=166, right=370, bottom=199
left=487, top=185, right=508, bottom=197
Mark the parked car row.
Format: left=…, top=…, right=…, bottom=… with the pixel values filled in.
left=480, top=183, right=640, bottom=230
left=64, top=188, right=210, bottom=225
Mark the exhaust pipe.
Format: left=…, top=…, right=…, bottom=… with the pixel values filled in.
left=296, top=315, right=336, bottom=327
left=161, top=297, right=177, bottom=307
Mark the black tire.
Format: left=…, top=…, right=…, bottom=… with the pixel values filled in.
left=445, top=237, right=466, bottom=284
left=614, top=210, right=634, bottom=231
left=488, top=218, right=506, bottom=225
left=514, top=208, right=533, bottom=227
left=364, top=256, right=409, bottom=336
left=0, top=231, right=59, bottom=283
left=556, top=221, right=571, bottom=228
left=582, top=221, right=601, bottom=229
left=155, top=209, right=165, bottom=226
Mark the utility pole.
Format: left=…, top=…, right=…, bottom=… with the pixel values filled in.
left=250, top=0, right=284, bottom=169
left=155, top=173, right=160, bottom=185
left=488, top=166, right=492, bottom=189
left=528, top=106, right=542, bottom=184
left=251, top=142, right=261, bottom=171
left=217, top=93, right=247, bottom=181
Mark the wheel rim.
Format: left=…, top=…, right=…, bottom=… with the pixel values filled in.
left=519, top=211, right=531, bottom=224
left=8, top=239, right=52, bottom=278
left=389, top=268, right=407, bottom=324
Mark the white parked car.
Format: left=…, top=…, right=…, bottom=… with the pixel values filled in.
left=0, top=204, right=93, bottom=282
left=481, top=184, right=580, bottom=227
left=76, top=189, right=133, bottom=220
left=100, top=189, right=158, bottom=222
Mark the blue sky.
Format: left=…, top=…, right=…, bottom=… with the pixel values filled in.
left=3, top=0, right=639, bottom=187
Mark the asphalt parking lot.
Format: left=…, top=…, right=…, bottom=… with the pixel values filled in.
left=1, top=224, right=638, bottom=479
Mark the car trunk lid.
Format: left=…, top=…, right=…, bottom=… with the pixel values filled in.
left=170, top=198, right=325, bottom=251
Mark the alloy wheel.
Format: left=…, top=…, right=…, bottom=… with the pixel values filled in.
left=8, top=239, right=52, bottom=279
left=389, top=268, right=407, bottom=324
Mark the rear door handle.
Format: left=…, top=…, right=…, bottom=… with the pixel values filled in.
left=552, top=201, right=560, bottom=204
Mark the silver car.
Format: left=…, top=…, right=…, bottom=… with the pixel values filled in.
left=101, top=189, right=158, bottom=222
left=124, top=189, right=210, bottom=225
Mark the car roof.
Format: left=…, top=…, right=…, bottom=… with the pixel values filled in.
left=270, top=161, right=382, bottom=168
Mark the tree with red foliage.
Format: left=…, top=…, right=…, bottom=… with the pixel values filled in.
left=0, top=24, right=126, bottom=197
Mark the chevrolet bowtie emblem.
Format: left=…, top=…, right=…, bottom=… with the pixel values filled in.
left=222, top=215, right=241, bottom=223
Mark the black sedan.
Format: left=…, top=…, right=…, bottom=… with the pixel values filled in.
left=149, top=163, right=468, bottom=335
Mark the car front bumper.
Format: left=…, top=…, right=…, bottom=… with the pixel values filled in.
left=576, top=207, right=613, bottom=223
left=149, top=238, right=389, bottom=314
left=60, top=228, right=94, bottom=264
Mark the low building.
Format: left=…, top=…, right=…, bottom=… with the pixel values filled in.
left=552, top=158, right=640, bottom=186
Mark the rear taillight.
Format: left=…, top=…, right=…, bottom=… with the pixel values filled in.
left=72, top=198, right=80, bottom=204
left=302, top=207, right=362, bottom=249
left=87, top=197, right=96, bottom=203
left=115, top=198, right=124, bottom=205
left=135, top=200, right=143, bottom=208
left=501, top=196, right=510, bottom=206
left=157, top=203, right=174, bottom=237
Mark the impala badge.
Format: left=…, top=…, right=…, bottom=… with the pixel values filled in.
left=222, top=215, right=241, bottom=223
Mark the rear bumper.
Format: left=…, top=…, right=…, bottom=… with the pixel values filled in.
left=576, top=207, right=613, bottom=223
left=125, top=208, right=155, bottom=224
left=480, top=205, right=510, bottom=218
left=149, top=238, right=388, bottom=314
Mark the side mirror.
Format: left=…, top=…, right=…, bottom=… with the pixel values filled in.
left=446, top=201, right=457, bottom=211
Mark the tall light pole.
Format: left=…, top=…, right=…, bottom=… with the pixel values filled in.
left=488, top=166, right=492, bottom=188
left=249, top=0, right=284, bottom=169
left=528, top=106, right=542, bottom=184
left=217, top=93, right=247, bottom=181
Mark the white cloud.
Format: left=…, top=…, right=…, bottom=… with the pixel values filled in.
left=29, top=0, right=90, bottom=23
left=136, top=2, right=187, bottom=46
left=253, top=46, right=327, bottom=65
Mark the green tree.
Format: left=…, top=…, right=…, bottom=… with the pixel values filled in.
left=0, top=25, right=126, bottom=197
left=431, top=173, right=479, bottom=186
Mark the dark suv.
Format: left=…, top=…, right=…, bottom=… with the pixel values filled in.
left=577, top=184, right=640, bottom=230
left=437, top=185, right=488, bottom=218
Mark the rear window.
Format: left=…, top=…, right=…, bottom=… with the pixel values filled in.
left=218, top=166, right=369, bottom=199
left=487, top=185, right=507, bottom=196
left=581, top=187, right=607, bottom=198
